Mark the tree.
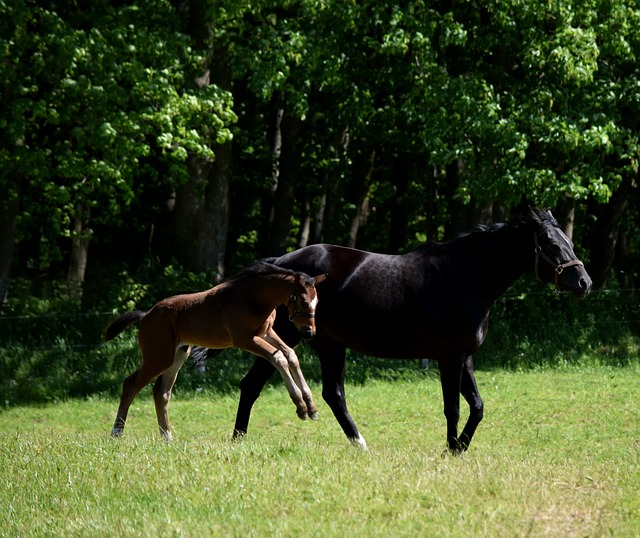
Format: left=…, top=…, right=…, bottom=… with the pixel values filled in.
left=0, top=1, right=235, bottom=298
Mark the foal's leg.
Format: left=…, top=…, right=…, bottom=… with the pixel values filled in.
left=458, top=356, right=484, bottom=450
left=240, top=337, right=309, bottom=420
left=112, top=324, right=177, bottom=438
left=152, top=345, right=191, bottom=441
left=437, top=353, right=465, bottom=454
left=112, top=362, right=166, bottom=437
left=264, top=330, right=318, bottom=420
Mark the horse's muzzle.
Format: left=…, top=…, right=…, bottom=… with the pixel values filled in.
left=573, top=275, right=592, bottom=298
left=300, top=326, right=316, bottom=340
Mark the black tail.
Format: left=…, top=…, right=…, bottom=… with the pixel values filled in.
left=190, top=346, right=225, bottom=368
left=102, top=310, right=146, bottom=341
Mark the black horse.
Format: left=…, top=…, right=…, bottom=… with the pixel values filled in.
left=228, top=208, right=592, bottom=453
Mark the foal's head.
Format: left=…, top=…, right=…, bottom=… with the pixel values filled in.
left=530, top=207, right=592, bottom=297
left=287, top=272, right=328, bottom=340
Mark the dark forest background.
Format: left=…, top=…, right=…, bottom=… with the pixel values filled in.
left=1, top=1, right=638, bottom=405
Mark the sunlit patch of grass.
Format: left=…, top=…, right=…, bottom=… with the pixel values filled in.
left=1, top=368, right=638, bottom=537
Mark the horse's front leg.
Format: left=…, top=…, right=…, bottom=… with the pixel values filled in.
left=264, top=330, right=318, bottom=420
left=459, top=355, right=484, bottom=450
left=240, top=337, right=309, bottom=420
left=438, top=353, right=465, bottom=455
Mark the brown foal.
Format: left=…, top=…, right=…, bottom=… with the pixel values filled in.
left=103, top=261, right=327, bottom=440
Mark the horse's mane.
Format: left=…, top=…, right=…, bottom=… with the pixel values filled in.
left=414, top=223, right=508, bottom=257
left=414, top=209, right=558, bottom=257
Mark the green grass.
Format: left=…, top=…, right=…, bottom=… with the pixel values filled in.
left=1, top=367, right=638, bottom=537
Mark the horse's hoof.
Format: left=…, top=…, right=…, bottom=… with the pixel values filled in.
left=441, top=447, right=465, bottom=458
left=349, top=435, right=368, bottom=450
left=309, top=412, right=319, bottom=420
left=297, top=411, right=309, bottom=420
left=232, top=431, right=246, bottom=442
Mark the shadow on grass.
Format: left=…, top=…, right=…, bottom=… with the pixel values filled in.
left=1, top=288, right=638, bottom=408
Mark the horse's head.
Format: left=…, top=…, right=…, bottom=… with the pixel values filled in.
left=287, top=272, right=328, bottom=340
left=530, top=207, right=592, bottom=298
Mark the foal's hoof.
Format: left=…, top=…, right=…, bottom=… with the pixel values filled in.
left=309, top=411, right=319, bottom=420
left=296, top=410, right=309, bottom=420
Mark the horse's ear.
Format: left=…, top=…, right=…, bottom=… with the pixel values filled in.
left=545, top=208, right=554, bottom=220
left=313, top=273, right=329, bottom=286
left=529, top=206, right=542, bottom=222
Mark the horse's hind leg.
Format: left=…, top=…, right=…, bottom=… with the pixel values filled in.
left=314, top=338, right=367, bottom=449
left=233, top=358, right=276, bottom=439
left=264, top=331, right=318, bottom=420
left=152, top=345, right=190, bottom=441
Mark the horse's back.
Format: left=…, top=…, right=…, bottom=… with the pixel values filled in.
left=274, top=244, right=468, bottom=358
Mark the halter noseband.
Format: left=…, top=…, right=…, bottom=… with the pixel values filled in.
left=533, top=233, right=584, bottom=288
left=287, top=293, right=316, bottom=322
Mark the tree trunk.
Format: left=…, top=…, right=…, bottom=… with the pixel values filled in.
left=389, top=152, right=410, bottom=254
left=310, top=187, right=326, bottom=244
left=318, top=129, right=349, bottom=243
left=173, top=148, right=230, bottom=277
left=262, top=109, right=300, bottom=256
left=588, top=176, right=633, bottom=289
left=346, top=147, right=376, bottom=248
left=0, top=175, right=21, bottom=304
left=425, top=166, right=438, bottom=242
left=554, top=196, right=576, bottom=240
left=168, top=0, right=231, bottom=278
left=66, top=202, right=90, bottom=300
left=298, top=192, right=311, bottom=248
left=442, top=158, right=472, bottom=239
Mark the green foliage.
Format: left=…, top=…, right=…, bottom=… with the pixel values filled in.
left=479, top=286, right=640, bottom=368
left=1, top=0, right=235, bottom=268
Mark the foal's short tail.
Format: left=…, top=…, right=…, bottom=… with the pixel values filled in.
left=102, top=310, right=147, bottom=341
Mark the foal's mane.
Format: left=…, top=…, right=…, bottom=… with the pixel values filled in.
left=230, top=260, right=301, bottom=282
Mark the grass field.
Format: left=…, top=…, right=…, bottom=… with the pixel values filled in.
left=1, top=366, right=638, bottom=537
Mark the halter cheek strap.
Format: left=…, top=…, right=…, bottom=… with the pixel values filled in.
left=287, top=294, right=316, bottom=321
left=533, top=233, right=584, bottom=288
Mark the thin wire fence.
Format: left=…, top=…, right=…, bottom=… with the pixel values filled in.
left=0, top=289, right=637, bottom=353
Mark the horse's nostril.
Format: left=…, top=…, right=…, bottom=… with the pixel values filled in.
left=301, top=327, right=314, bottom=340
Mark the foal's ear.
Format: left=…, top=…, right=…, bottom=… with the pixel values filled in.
left=313, top=273, right=329, bottom=286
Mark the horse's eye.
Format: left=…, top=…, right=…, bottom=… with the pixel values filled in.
left=290, top=294, right=297, bottom=303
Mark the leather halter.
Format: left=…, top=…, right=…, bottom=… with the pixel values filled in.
left=533, top=233, right=584, bottom=288
left=287, top=293, right=316, bottom=321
